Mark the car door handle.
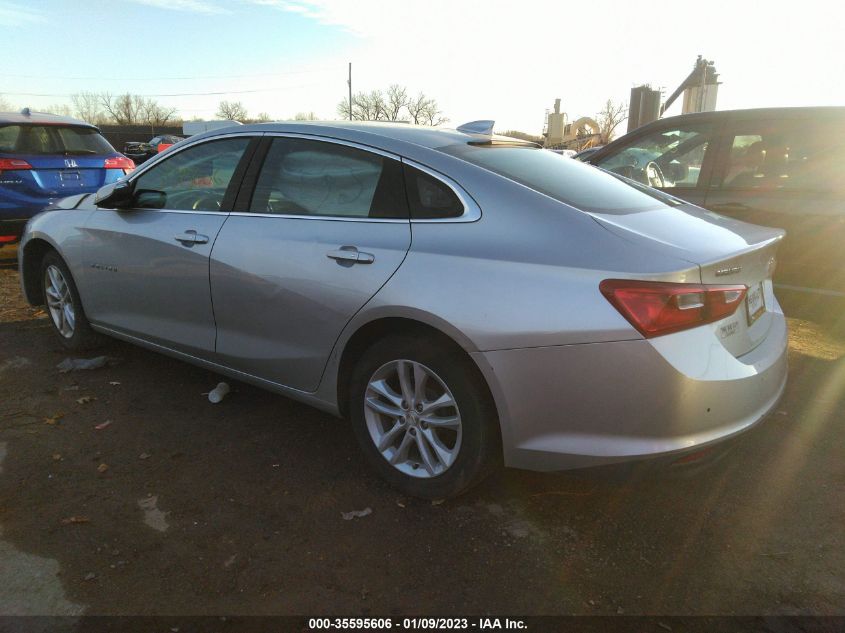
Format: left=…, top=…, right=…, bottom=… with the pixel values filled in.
left=174, top=230, right=209, bottom=245
left=327, top=247, right=375, bottom=264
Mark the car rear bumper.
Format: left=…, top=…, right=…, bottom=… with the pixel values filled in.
left=473, top=303, right=788, bottom=472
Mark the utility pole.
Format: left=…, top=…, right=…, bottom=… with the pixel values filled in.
left=347, top=62, right=353, bottom=121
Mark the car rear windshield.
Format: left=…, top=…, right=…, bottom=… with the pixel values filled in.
left=442, top=144, right=677, bottom=214
left=0, top=124, right=115, bottom=155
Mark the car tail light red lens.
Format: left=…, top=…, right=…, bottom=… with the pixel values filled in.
left=104, top=156, right=136, bottom=173
left=0, top=158, right=32, bottom=173
left=0, top=235, right=18, bottom=243
left=600, top=279, right=747, bottom=338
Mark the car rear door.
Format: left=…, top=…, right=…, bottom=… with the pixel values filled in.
left=703, top=115, right=845, bottom=294
left=79, top=135, right=257, bottom=356
left=209, top=135, right=412, bottom=392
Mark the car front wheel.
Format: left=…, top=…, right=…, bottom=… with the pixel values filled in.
left=41, top=251, right=102, bottom=350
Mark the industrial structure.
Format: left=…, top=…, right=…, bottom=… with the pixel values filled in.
left=542, top=55, right=720, bottom=148
left=542, top=99, right=601, bottom=150
left=628, top=56, right=720, bottom=132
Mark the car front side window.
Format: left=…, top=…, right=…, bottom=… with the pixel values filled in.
left=131, top=137, right=251, bottom=211
left=595, top=125, right=713, bottom=189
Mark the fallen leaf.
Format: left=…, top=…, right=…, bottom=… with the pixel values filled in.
left=52, top=453, right=62, bottom=461
left=44, top=413, right=64, bottom=425
left=94, top=420, right=112, bottom=431
left=84, top=572, right=96, bottom=582
left=109, top=382, right=121, bottom=386
left=138, top=452, right=151, bottom=460
left=76, top=396, right=95, bottom=405
left=97, top=463, right=109, bottom=474
left=431, top=499, right=445, bottom=506
left=61, top=516, right=90, bottom=525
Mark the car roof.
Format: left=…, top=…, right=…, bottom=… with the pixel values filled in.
left=190, top=120, right=533, bottom=155
left=638, top=105, right=845, bottom=128
left=0, top=110, right=98, bottom=129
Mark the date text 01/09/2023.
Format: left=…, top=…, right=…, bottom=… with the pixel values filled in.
left=307, top=617, right=528, bottom=630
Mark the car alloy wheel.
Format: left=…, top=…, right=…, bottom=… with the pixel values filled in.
left=44, top=264, right=75, bottom=339
left=363, top=359, right=462, bottom=478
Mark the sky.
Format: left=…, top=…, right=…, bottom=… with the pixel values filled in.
left=1, top=0, right=844, bottom=134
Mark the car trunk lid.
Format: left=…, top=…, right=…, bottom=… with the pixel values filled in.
left=590, top=203, right=784, bottom=357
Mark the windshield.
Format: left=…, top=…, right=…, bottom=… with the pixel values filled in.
left=442, top=144, right=672, bottom=214
left=0, top=124, right=115, bottom=155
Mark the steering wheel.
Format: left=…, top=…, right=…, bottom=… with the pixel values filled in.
left=644, top=161, right=665, bottom=188
left=191, top=194, right=222, bottom=211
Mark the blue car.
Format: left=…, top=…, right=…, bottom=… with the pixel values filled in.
left=0, top=109, right=134, bottom=245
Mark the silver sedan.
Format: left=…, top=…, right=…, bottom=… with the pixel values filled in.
left=18, top=120, right=788, bottom=498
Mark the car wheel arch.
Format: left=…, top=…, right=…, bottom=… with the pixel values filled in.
left=335, top=316, right=493, bottom=422
left=21, top=238, right=58, bottom=306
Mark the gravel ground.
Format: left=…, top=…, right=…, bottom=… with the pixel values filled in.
left=0, top=250, right=843, bottom=618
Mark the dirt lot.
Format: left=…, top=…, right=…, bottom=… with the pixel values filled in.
left=1, top=250, right=844, bottom=619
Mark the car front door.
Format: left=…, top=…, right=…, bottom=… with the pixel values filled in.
left=80, top=135, right=256, bottom=356
left=703, top=117, right=845, bottom=294
left=591, top=120, right=719, bottom=208
left=209, top=135, right=412, bottom=392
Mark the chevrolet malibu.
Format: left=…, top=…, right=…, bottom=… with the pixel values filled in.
left=18, top=120, right=788, bottom=498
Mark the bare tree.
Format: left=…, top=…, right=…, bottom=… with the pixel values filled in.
left=293, top=112, right=319, bottom=121
left=216, top=100, right=248, bottom=122
left=253, top=112, right=272, bottom=122
left=142, top=101, right=178, bottom=127
left=338, top=86, right=446, bottom=125
left=596, top=99, right=628, bottom=144
left=407, top=92, right=447, bottom=126
left=42, top=103, right=73, bottom=117
left=384, top=84, right=408, bottom=121
left=71, top=92, right=106, bottom=125
left=100, top=93, right=148, bottom=125
left=405, top=92, right=430, bottom=125
left=0, top=95, right=13, bottom=111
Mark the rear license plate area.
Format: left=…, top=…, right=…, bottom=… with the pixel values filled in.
left=745, top=282, right=765, bottom=326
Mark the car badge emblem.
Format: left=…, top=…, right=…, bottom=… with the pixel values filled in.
left=64, top=159, right=78, bottom=168
left=715, top=266, right=742, bottom=277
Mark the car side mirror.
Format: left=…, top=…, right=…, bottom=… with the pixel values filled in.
left=94, top=180, right=134, bottom=209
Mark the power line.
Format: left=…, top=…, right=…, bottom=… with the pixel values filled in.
left=0, top=67, right=338, bottom=82
left=2, top=82, right=325, bottom=98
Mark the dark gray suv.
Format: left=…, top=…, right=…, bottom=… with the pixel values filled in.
left=584, top=107, right=845, bottom=298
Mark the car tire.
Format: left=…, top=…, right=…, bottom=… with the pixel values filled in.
left=348, top=334, right=501, bottom=499
left=41, top=251, right=103, bottom=351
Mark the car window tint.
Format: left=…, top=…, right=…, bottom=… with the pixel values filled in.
left=444, top=144, right=669, bottom=214
left=403, top=165, right=464, bottom=219
left=249, top=138, right=408, bottom=219
left=720, top=121, right=845, bottom=192
left=595, top=126, right=711, bottom=188
left=132, top=137, right=250, bottom=211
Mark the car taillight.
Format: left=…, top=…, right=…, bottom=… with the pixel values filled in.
left=600, top=279, right=747, bottom=338
left=0, top=235, right=18, bottom=243
left=104, top=156, right=135, bottom=174
left=0, top=158, right=32, bottom=174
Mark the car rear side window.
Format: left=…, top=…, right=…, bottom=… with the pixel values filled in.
left=444, top=144, right=668, bottom=214
left=249, top=138, right=408, bottom=219
left=0, top=125, right=114, bottom=155
left=403, top=165, right=464, bottom=219
left=719, top=120, right=845, bottom=192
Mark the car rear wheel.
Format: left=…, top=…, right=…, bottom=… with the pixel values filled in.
left=349, top=335, right=500, bottom=498
left=41, top=251, right=102, bottom=350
